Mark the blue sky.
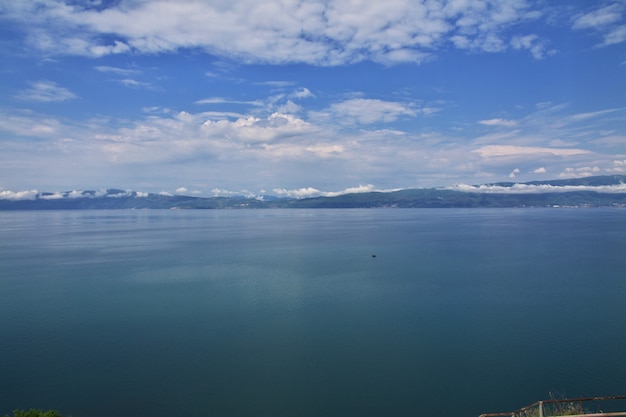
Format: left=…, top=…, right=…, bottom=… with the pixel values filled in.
left=1, top=0, right=625, bottom=198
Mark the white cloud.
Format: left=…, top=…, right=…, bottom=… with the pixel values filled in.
left=508, top=168, right=520, bottom=178
left=195, top=89, right=310, bottom=114
left=568, top=108, right=622, bottom=122
left=473, top=145, right=591, bottom=158
left=209, top=188, right=255, bottom=198
left=0, top=190, right=39, bottom=200
left=559, top=166, right=602, bottom=179
left=447, top=182, right=626, bottom=194
left=479, top=118, right=518, bottom=127
left=533, top=166, right=547, bottom=174
left=510, top=34, right=553, bottom=59
left=328, top=98, right=418, bottom=125
left=603, top=24, right=626, bottom=46
left=3, top=0, right=546, bottom=64
left=276, top=100, right=303, bottom=115
left=15, top=81, right=77, bottom=102
left=572, top=3, right=626, bottom=47
left=272, top=184, right=378, bottom=198
left=0, top=114, right=55, bottom=137
left=254, top=81, right=297, bottom=87
left=142, top=107, right=172, bottom=115
left=572, top=3, right=623, bottom=30
left=38, top=192, right=64, bottom=200
left=290, top=87, right=315, bottom=99
left=273, top=187, right=323, bottom=198
left=303, top=143, right=344, bottom=158
left=324, top=184, right=378, bottom=197
left=118, top=79, right=155, bottom=89
left=195, top=97, right=264, bottom=106
left=0, top=188, right=151, bottom=200
left=94, top=65, right=140, bottom=76
left=1, top=91, right=623, bottom=194
left=607, top=160, right=626, bottom=173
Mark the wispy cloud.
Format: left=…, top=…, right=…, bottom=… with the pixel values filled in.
left=195, top=97, right=264, bottom=106
left=572, top=3, right=623, bottom=29
left=572, top=2, right=626, bottom=47
left=479, top=118, right=518, bottom=127
left=473, top=145, right=591, bottom=158
left=568, top=108, right=623, bottom=122
left=15, top=81, right=77, bottom=102
left=510, top=34, right=554, bottom=59
left=95, top=65, right=140, bottom=76
left=196, top=89, right=312, bottom=112
left=254, top=81, right=297, bottom=87
left=324, top=98, right=419, bottom=125
left=118, top=79, right=155, bottom=89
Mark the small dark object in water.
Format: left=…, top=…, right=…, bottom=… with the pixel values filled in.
left=371, top=254, right=377, bottom=258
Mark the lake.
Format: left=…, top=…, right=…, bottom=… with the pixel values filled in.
left=1, top=209, right=625, bottom=417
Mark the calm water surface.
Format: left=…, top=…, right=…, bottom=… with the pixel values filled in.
left=1, top=209, right=625, bottom=417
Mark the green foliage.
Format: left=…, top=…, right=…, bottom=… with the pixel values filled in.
left=6, top=410, right=68, bottom=417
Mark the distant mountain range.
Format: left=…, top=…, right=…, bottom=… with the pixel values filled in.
left=2, top=175, right=626, bottom=210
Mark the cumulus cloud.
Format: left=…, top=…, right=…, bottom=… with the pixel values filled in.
left=1, top=88, right=623, bottom=194
left=607, top=160, right=626, bottom=173
left=0, top=190, right=39, bottom=200
left=559, top=166, right=601, bottom=178
left=211, top=188, right=238, bottom=197
left=276, top=101, right=303, bottom=115
left=0, top=188, right=151, bottom=200
left=207, top=112, right=318, bottom=144
left=290, top=87, right=315, bottom=99
left=448, top=182, right=626, bottom=194
left=273, top=187, right=323, bottom=198
left=2, top=0, right=546, bottom=64
left=15, top=81, right=77, bottom=102
left=509, top=168, right=520, bottom=178
left=273, top=184, right=378, bottom=198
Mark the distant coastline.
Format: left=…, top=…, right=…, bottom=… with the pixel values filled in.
left=1, top=175, right=626, bottom=210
